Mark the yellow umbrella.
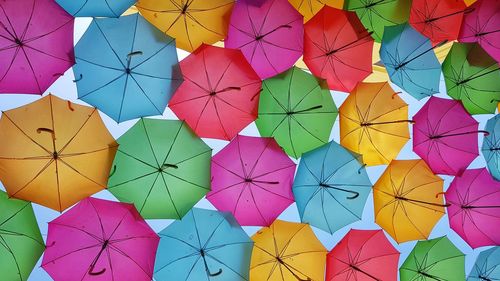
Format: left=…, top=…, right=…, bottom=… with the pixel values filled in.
left=0, top=95, right=118, bottom=211
left=373, top=159, right=447, bottom=243
left=288, top=0, right=344, bottom=22
left=250, top=220, right=326, bottom=281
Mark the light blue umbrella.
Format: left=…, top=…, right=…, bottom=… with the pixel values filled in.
left=482, top=115, right=500, bottom=181
left=154, top=208, right=253, bottom=281
left=292, top=141, right=372, bottom=234
left=468, top=247, right=500, bottom=281
left=74, top=13, right=182, bottom=123
left=56, top=0, right=136, bottom=17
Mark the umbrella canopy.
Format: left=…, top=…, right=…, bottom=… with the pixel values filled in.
left=0, top=95, right=118, bottom=211
left=73, top=14, right=182, bottom=123
left=41, top=197, right=159, bottom=281
left=482, top=115, right=500, bottom=180
left=207, top=135, right=295, bottom=226
left=400, top=236, right=466, bottom=281
left=256, top=66, right=338, bottom=159
left=225, top=0, right=304, bottom=79
left=250, top=220, right=327, bottom=281
left=0, top=191, right=44, bottom=281
left=303, top=6, right=374, bottom=92
left=288, top=0, right=344, bottom=22
left=154, top=208, right=253, bottom=281
left=0, top=0, right=74, bottom=94
left=293, top=141, right=372, bottom=234
left=339, top=82, right=411, bottom=166
left=373, top=159, right=446, bottom=243
left=468, top=247, right=500, bottom=281
left=55, top=0, right=135, bottom=17
left=168, top=45, right=261, bottom=140
left=380, top=23, right=442, bottom=100
left=108, top=118, right=212, bottom=219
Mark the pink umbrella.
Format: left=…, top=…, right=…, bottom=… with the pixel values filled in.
left=224, top=0, right=303, bottom=79
left=41, top=198, right=159, bottom=281
left=0, top=0, right=75, bottom=94
left=206, top=135, right=296, bottom=226
left=445, top=168, right=500, bottom=248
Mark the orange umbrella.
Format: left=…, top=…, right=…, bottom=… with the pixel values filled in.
left=0, top=95, right=118, bottom=211
left=288, top=0, right=344, bottom=22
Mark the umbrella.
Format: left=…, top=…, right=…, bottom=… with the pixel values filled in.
left=380, top=23, right=443, bottom=100
left=207, top=135, right=296, bottom=226
left=108, top=118, right=211, bottom=219
left=55, top=0, right=136, bottom=17
left=442, top=42, right=500, bottom=115
left=445, top=168, right=500, bottom=248
left=482, top=115, right=500, bottom=180
left=73, top=14, right=182, bottom=123
left=292, top=141, right=372, bottom=234
left=468, top=247, right=500, bottom=281
left=154, top=208, right=253, bottom=281
left=326, top=229, right=400, bottom=281
left=225, top=0, right=304, bottom=79
left=41, top=197, right=159, bottom=281
left=136, top=0, right=234, bottom=52
left=303, top=6, right=374, bottom=92
left=288, top=0, right=344, bottom=22
left=339, top=82, right=411, bottom=166
left=250, top=220, right=327, bottom=281
left=168, top=45, right=261, bottom=140
left=413, top=96, right=484, bottom=176
left=373, top=159, right=447, bottom=243
left=0, top=94, right=118, bottom=211
left=400, top=236, right=466, bottom=281
left=0, top=191, right=45, bottom=281
left=255, top=66, right=338, bottom=159
left=0, top=0, right=74, bottom=94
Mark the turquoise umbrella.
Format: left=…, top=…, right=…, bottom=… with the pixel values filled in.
left=482, top=115, right=500, bottom=181
left=468, top=247, right=500, bottom=281
left=56, top=0, right=136, bottom=17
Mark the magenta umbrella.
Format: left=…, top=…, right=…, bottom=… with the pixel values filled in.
left=445, top=168, right=500, bottom=248
left=224, top=0, right=303, bottom=79
left=0, top=0, right=75, bottom=94
left=41, top=198, right=159, bottom=281
left=206, top=135, right=296, bottom=226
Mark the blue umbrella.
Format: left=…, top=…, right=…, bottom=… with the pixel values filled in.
left=154, top=208, right=253, bottom=281
left=292, top=141, right=372, bottom=234
left=73, top=13, right=182, bottom=123
left=468, top=247, right=500, bottom=281
left=56, top=0, right=136, bottom=17
left=482, top=115, right=500, bottom=181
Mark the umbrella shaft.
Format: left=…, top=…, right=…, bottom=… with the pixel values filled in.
left=463, top=205, right=500, bottom=209
left=88, top=240, right=109, bottom=275
left=326, top=32, right=373, bottom=55
left=424, top=9, right=468, bottom=23
left=395, top=196, right=449, bottom=207
left=418, top=271, right=444, bottom=281
left=395, top=40, right=446, bottom=70
left=361, top=120, right=414, bottom=126
left=350, top=265, right=381, bottom=281
left=476, top=29, right=500, bottom=36
left=279, top=260, right=310, bottom=281
left=479, top=276, right=492, bottom=281
left=458, top=67, right=500, bottom=84
left=430, top=130, right=489, bottom=139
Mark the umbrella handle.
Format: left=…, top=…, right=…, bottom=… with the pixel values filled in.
left=435, top=192, right=446, bottom=198
left=391, top=92, right=402, bottom=99
left=207, top=268, right=223, bottom=277
left=200, top=249, right=223, bottom=277
left=108, top=165, right=117, bottom=178
left=357, top=164, right=367, bottom=174
left=37, top=128, right=56, bottom=140
left=88, top=266, right=106, bottom=276
left=127, top=51, right=143, bottom=58
left=73, top=74, right=83, bottom=82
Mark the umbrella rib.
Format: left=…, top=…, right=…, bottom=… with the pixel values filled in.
left=189, top=2, right=233, bottom=13
left=103, top=0, right=119, bottom=17
left=9, top=159, right=54, bottom=197
left=249, top=184, right=273, bottom=225
left=130, top=40, right=176, bottom=71
left=204, top=241, right=254, bottom=252
left=324, top=188, right=362, bottom=219
left=212, top=160, right=245, bottom=180
left=21, top=43, right=73, bottom=63
left=159, top=122, right=184, bottom=166
left=159, top=172, right=182, bottom=219
left=78, top=73, right=126, bottom=99
left=60, top=146, right=117, bottom=158
left=18, top=46, right=41, bottom=92
left=290, top=115, right=326, bottom=144
left=288, top=118, right=299, bottom=158
left=212, top=98, right=231, bottom=140
left=252, top=164, right=296, bottom=181
left=76, top=57, right=124, bottom=72
left=262, top=83, right=288, bottom=113
left=0, top=202, right=30, bottom=227
left=114, top=150, right=158, bottom=170
left=88, top=198, right=107, bottom=239
left=205, top=253, right=248, bottom=280
left=138, top=173, right=161, bottom=213
left=128, top=73, right=164, bottom=115
left=93, top=21, right=126, bottom=69
left=104, top=247, right=116, bottom=281
left=182, top=16, right=195, bottom=51
left=0, top=5, right=19, bottom=39
left=58, top=158, right=106, bottom=188
left=201, top=217, right=226, bottom=249
left=49, top=222, right=102, bottom=241
left=207, top=181, right=246, bottom=197
left=278, top=224, right=307, bottom=257
left=41, top=242, right=103, bottom=267
left=290, top=84, right=321, bottom=112
left=158, top=234, right=198, bottom=250
left=71, top=0, right=89, bottom=17
left=141, top=119, right=160, bottom=167
left=190, top=210, right=204, bottom=248
left=107, top=244, right=154, bottom=279
left=0, top=235, right=23, bottom=278
left=153, top=251, right=200, bottom=274
left=57, top=109, right=97, bottom=154
left=247, top=138, right=273, bottom=177
left=164, top=171, right=210, bottom=191
left=258, top=40, right=280, bottom=74
left=185, top=12, right=225, bottom=36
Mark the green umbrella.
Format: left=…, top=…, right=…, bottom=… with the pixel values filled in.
left=400, top=236, right=466, bottom=281
left=443, top=42, right=500, bottom=115
left=107, top=118, right=212, bottom=219
left=255, top=66, right=338, bottom=159
left=0, top=191, right=45, bottom=281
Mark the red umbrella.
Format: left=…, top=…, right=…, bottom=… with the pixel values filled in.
left=169, top=45, right=261, bottom=140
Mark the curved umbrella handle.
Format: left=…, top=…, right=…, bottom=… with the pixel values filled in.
left=108, top=165, right=117, bottom=178
left=207, top=268, right=223, bottom=277
left=88, top=266, right=106, bottom=276
left=73, top=74, right=83, bottom=82
left=357, top=164, right=367, bottom=174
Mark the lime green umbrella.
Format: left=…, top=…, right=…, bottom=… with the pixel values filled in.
left=107, top=118, right=212, bottom=219
left=255, top=67, right=338, bottom=159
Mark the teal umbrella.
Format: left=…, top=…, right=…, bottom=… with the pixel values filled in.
left=468, top=247, right=500, bottom=281
left=482, top=115, right=500, bottom=181
left=56, top=0, right=135, bottom=17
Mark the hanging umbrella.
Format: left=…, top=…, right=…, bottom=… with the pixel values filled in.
left=413, top=96, right=484, bottom=176
left=256, top=66, right=338, bottom=159
left=136, top=0, right=234, bottom=52
left=250, top=220, right=327, bottom=281
left=288, top=0, right=344, bottom=22
left=108, top=118, right=211, bottom=219
left=207, top=135, right=295, bottom=226
left=303, top=6, right=374, bottom=92
left=468, top=247, right=500, bottom=281
left=373, top=159, right=447, bottom=243
left=293, top=141, right=372, bottom=234
left=73, top=13, right=182, bottom=123
left=326, top=229, right=400, bottom=281
left=41, top=197, right=159, bottom=281
left=225, top=0, right=304, bottom=79
left=339, top=82, right=411, bottom=166
left=380, top=23, right=443, bottom=100
left=168, top=45, right=261, bottom=140
left=55, top=0, right=135, bottom=17
left=0, top=95, right=118, bottom=211
left=0, top=191, right=45, bottom=281
left=482, top=115, right=500, bottom=180
left=0, top=0, right=74, bottom=94
left=154, top=208, right=253, bottom=281
left=400, top=236, right=466, bottom=281
left=442, top=42, right=500, bottom=115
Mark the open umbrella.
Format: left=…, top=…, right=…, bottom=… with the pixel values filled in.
left=482, top=115, right=500, bottom=180
left=168, top=45, right=261, bottom=140
left=55, top=0, right=136, bottom=17
left=108, top=118, right=211, bottom=219
left=288, top=0, right=344, bottom=22
left=0, top=95, right=118, bottom=211
left=256, top=66, right=338, bottom=159
left=207, top=135, right=296, bottom=226
left=154, top=208, right=253, bottom=281
left=73, top=13, right=182, bottom=123
left=293, top=141, right=372, bottom=234
left=468, top=247, right=500, bottom=281
left=0, top=0, right=74, bottom=94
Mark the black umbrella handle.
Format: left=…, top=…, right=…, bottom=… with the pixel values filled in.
left=88, top=241, right=109, bottom=276
left=200, top=250, right=222, bottom=277
left=319, top=183, right=360, bottom=199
